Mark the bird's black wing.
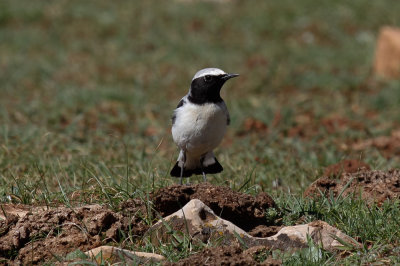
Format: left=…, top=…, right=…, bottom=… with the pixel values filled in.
left=171, top=97, right=186, bottom=125
left=176, top=98, right=185, bottom=108
left=219, top=101, right=230, bottom=125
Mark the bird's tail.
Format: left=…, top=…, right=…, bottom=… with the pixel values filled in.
left=170, top=151, right=223, bottom=178
left=170, top=161, right=193, bottom=177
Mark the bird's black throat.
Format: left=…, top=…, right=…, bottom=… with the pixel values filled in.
left=188, top=75, right=225, bottom=104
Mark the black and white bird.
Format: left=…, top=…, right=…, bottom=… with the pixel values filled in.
left=170, top=68, right=239, bottom=184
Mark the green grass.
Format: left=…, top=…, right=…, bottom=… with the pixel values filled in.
left=1, top=0, right=400, bottom=264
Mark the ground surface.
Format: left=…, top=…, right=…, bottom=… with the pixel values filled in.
left=305, top=167, right=400, bottom=204
left=1, top=178, right=400, bottom=264
left=1, top=0, right=400, bottom=264
left=0, top=184, right=280, bottom=264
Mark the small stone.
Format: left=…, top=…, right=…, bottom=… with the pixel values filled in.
left=374, top=26, right=400, bottom=79
left=85, top=246, right=165, bottom=264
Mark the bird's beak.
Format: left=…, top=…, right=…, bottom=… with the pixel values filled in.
left=222, top=73, right=239, bottom=81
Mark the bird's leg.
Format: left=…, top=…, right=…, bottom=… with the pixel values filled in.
left=180, top=150, right=186, bottom=185
left=200, top=157, right=207, bottom=182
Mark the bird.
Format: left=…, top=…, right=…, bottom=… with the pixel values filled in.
left=170, top=68, right=239, bottom=184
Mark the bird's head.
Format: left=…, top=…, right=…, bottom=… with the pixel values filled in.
left=188, top=68, right=239, bottom=104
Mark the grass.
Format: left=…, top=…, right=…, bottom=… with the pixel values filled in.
left=1, top=0, right=400, bottom=264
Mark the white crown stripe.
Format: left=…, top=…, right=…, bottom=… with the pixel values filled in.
left=192, top=68, right=226, bottom=80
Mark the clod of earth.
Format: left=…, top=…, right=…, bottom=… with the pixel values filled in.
left=84, top=246, right=165, bottom=264
left=304, top=168, right=400, bottom=205
left=148, top=199, right=360, bottom=253
left=152, top=183, right=277, bottom=232
left=0, top=204, right=148, bottom=264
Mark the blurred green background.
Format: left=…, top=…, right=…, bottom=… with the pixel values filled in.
left=1, top=0, right=400, bottom=203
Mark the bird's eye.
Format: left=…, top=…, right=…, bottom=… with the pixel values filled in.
left=204, top=75, right=212, bottom=82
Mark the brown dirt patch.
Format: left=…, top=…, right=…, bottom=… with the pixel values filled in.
left=165, top=245, right=281, bottom=266
left=304, top=168, right=400, bottom=204
left=323, top=159, right=371, bottom=177
left=321, top=116, right=365, bottom=134
left=248, top=225, right=283, bottom=238
left=351, top=129, right=400, bottom=158
left=0, top=202, right=148, bottom=264
left=286, top=114, right=365, bottom=139
left=235, top=113, right=366, bottom=141
left=152, top=183, right=277, bottom=232
left=0, top=184, right=279, bottom=264
left=237, top=117, right=269, bottom=136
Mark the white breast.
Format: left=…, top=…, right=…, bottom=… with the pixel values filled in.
left=172, top=102, right=228, bottom=157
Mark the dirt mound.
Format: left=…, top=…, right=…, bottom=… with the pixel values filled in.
left=0, top=203, right=148, bottom=264
left=166, top=245, right=281, bottom=266
left=305, top=168, right=400, bottom=204
left=351, top=129, right=400, bottom=158
left=152, top=183, right=277, bottom=232
left=323, top=159, right=371, bottom=177
left=0, top=184, right=279, bottom=264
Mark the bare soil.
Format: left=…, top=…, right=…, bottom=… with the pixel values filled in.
left=286, top=114, right=365, bottom=139
left=351, top=129, right=400, bottom=158
left=7, top=172, right=399, bottom=265
left=0, top=183, right=279, bottom=264
left=0, top=202, right=148, bottom=264
left=305, top=165, right=400, bottom=204
left=248, top=225, right=284, bottom=238
left=2, top=174, right=399, bottom=264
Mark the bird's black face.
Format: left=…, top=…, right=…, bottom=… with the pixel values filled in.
left=188, top=73, right=238, bottom=104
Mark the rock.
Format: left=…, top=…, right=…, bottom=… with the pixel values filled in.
left=374, top=26, right=400, bottom=79
left=148, top=198, right=249, bottom=247
left=147, top=199, right=359, bottom=253
left=85, top=246, right=165, bottom=264
left=265, top=221, right=357, bottom=252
